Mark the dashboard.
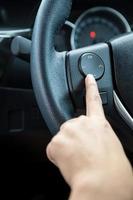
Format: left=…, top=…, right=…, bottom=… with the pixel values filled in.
left=56, top=0, right=133, bottom=51
left=0, top=0, right=132, bottom=89
left=0, top=0, right=133, bottom=51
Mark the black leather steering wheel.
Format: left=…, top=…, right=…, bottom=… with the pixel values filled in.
left=31, top=0, right=133, bottom=154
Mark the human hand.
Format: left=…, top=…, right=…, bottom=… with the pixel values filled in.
left=46, top=75, right=133, bottom=200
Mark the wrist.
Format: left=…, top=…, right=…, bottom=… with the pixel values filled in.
left=69, top=175, right=97, bottom=200
left=69, top=171, right=133, bottom=200
left=69, top=185, right=90, bottom=200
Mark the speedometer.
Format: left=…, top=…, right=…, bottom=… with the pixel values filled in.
left=71, top=7, right=131, bottom=49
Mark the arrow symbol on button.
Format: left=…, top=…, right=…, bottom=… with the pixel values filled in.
left=88, top=55, right=93, bottom=59
left=99, top=64, right=104, bottom=68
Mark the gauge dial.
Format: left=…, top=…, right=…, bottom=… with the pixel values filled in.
left=71, top=7, right=131, bottom=49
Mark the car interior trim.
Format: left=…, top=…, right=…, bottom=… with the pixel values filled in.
left=0, top=28, right=31, bottom=38
left=65, top=20, right=75, bottom=29
left=114, top=91, right=133, bottom=130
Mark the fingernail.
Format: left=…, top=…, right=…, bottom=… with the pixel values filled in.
left=86, top=74, right=95, bottom=82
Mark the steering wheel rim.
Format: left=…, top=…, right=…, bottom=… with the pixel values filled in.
left=31, top=0, right=74, bottom=134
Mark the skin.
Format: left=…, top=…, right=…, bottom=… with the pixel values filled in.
left=46, top=74, right=133, bottom=200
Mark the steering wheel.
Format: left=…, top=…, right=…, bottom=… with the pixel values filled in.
left=31, top=0, right=133, bottom=153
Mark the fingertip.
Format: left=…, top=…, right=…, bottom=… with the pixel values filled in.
left=86, top=74, right=95, bottom=83
left=85, top=75, right=96, bottom=87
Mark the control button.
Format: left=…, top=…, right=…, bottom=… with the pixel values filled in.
left=79, top=53, right=105, bottom=80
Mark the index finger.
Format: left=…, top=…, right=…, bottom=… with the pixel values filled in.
left=85, top=74, right=104, bottom=117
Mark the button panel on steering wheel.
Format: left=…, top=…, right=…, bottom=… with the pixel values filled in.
left=79, top=53, right=105, bottom=80
left=67, top=43, right=113, bottom=112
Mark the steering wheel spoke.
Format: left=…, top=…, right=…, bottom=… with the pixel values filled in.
left=66, top=44, right=113, bottom=111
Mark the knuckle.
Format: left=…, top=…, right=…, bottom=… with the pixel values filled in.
left=60, top=121, right=73, bottom=131
left=49, top=136, right=64, bottom=155
left=46, top=136, right=62, bottom=164
left=46, top=141, right=55, bottom=160
left=60, top=122, right=68, bottom=130
left=50, top=135, right=61, bottom=147
left=77, top=116, right=89, bottom=126
left=79, top=115, right=87, bottom=120
left=78, top=115, right=88, bottom=122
